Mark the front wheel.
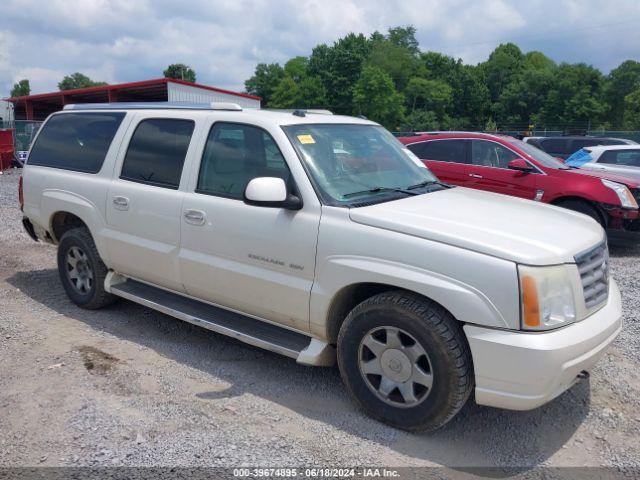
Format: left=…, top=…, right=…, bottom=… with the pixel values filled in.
left=337, top=291, right=473, bottom=431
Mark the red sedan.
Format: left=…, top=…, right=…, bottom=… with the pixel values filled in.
left=399, top=132, right=640, bottom=243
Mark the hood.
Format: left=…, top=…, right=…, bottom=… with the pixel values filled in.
left=570, top=167, right=640, bottom=187
left=349, top=187, right=605, bottom=265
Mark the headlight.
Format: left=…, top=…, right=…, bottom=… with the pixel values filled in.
left=518, top=265, right=577, bottom=331
left=601, top=179, right=638, bottom=209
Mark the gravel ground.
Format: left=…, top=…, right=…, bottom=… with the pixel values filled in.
left=1, top=168, right=640, bottom=475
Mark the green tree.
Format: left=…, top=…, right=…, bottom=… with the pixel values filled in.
left=605, top=60, right=640, bottom=127
left=622, top=89, right=640, bottom=129
left=308, top=33, right=371, bottom=113
left=523, top=51, right=556, bottom=70
left=367, top=29, right=420, bottom=91
left=481, top=43, right=524, bottom=103
left=500, top=51, right=555, bottom=125
left=269, top=75, right=326, bottom=109
left=402, top=110, right=439, bottom=131
left=244, top=63, right=285, bottom=107
left=163, top=63, right=196, bottom=82
left=535, top=63, right=607, bottom=127
left=242, top=26, right=634, bottom=132
left=419, top=52, right=489, bottom=128
left=58, top=72, right=107, bottom=91
left=353, top=66, right=405, bottom=128
left=387, top=26, right=420, bottom=56
left=485, top=118, right=498, bottom=132
left=283, top=56, right=309, bottom=82
left=295, top=76, right=327, bottom=107
left=405, top=77, right=452, bottom=117
left=10, top=79, right=30, bottom=97
left=493, top=66, right=555, bottom=126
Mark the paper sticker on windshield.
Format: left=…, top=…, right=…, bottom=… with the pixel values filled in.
left=297, top=134, right=315, bottom=144
left=403, top=148, right=427, bottom=168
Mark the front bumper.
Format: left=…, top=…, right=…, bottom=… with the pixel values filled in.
left=464, top=278, right=622, bottom=410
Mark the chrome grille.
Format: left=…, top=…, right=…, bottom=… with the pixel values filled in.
left=575, top=241, right=609, bottom=309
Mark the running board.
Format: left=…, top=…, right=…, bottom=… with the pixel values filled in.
left=106, top=274, right=335, bottom=366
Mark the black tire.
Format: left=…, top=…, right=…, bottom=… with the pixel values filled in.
left=558, top=200, right=604, bottom=226
left=337, top=291, right=473, bottom=432
left=57, top=227, right=117, bottom=310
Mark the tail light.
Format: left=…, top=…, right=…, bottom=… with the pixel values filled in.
left=18, top=175, right=24, bottom=211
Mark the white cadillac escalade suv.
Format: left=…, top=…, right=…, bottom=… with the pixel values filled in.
left=20, top=102, right=622, bottom=431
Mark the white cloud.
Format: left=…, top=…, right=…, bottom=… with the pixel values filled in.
left=0, top=0, right=638, bottom=96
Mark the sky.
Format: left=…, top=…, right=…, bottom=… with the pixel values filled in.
left=1, top=0, right=639, bottom=97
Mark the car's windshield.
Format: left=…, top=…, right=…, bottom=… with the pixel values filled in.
left=283, top=124, right=439, bottom=205
left=511, top=138, right=570, bottom=169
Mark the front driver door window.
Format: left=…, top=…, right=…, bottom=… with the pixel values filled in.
left=468, top=140, right=538, bottom=199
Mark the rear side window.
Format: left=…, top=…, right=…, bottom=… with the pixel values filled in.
left=120, top=118, right=195, bottom=189
left=28, top=112, right=125, bottom=173
left=407, top=140, right=466, bottom=163
left=540, top=139, right=570, bottom=155
left=598, top=149, right=640, bottom=166
left=197, top=122, right=290, bottom=200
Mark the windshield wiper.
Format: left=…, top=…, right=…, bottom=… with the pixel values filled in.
left=406, top=179, right=450, bottom=190
left=342, top=186, right=419, bottom=199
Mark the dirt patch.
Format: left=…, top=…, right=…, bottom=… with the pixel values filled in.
left=76, top=346, right=119, bottom=374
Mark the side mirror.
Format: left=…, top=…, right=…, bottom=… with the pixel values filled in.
left=243, top=177, right=302, bottom=210
left=508, top=158, right=533, bottom=173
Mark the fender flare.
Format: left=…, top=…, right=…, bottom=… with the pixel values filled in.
left=310, top=255, right=513, bottom=340
left=42, top=189, right=111, bottom=264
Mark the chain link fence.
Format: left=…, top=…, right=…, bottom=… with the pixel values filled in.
left=7, top=120, right=42, bottom=151
left=0, top=120, right=42, bottom=166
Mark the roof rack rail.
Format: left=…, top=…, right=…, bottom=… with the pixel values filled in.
left=263, top=108, right=333, bottom=116
left=62, top=101, right=243, bottom=111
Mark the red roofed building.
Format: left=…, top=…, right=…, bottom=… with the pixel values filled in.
left=6, top=77, right=261, bottom=121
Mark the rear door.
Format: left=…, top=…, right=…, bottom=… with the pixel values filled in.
left=104, top=114, right=197, bottom=292
left=466, top=139, right=540, bottom=199
left=405, top=139, right=468, bottom=185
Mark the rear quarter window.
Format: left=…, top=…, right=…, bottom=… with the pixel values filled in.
left=27, top=112, right=125, bottom=173
left=407, top=140, right=466, bottom=163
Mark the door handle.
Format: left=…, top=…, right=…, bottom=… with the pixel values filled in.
left=468, top=173, right=483, bottom=179
left=112, top=196, right=129, bottom=211
left=184, top=209, right=206, bottom=226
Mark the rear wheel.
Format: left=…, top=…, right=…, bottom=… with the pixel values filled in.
left=558, top=200, right=604, bottom=226
left=337, top=291, right=473, bottom=431
left=57, top=227, right=117, bottom=309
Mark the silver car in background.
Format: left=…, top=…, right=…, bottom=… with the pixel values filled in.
left=565, top=145, right=640, bottom=182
